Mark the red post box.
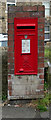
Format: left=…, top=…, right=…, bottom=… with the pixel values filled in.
left=14, top=18, right=38, bottom=75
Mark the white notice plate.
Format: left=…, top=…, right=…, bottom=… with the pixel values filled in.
left=22, top=39, right=30, bottom=53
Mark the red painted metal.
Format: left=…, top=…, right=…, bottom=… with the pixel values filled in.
left=14, top=18, right=38, bottom=75
left=17, top=24, right=36, bottom=26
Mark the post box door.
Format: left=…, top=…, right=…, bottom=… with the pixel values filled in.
left=15, top=34, right=38, bottom=75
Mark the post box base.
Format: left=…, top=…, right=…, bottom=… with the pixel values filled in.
left=8, top=94, right=44, bottom=100
left=8, top=75, right=44, bottom=100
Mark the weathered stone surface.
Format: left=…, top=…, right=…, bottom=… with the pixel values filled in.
left=0, top=2, right=7, bottom=33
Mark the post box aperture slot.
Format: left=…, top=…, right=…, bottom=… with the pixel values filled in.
left=17, top=26, right=35, bottom=29
left=17, top=24, right=35, bottom=31
left=22, top=39, right=30, bottom=54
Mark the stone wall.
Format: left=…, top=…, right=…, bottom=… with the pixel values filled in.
left=0, top=1, right=7, bottom=34
left=0, top=2, right=2, bottom=33
left=16, top=2, right=42, bottom=6
left=8, top=4, right=45, bottom=99
left=2, top=2, right=6, bottom=33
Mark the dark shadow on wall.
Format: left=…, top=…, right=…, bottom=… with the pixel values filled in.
left=2, top=47, right=8, bottom=101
